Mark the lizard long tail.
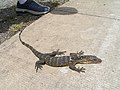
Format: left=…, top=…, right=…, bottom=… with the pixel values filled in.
left=19, top=30, right=43, bottom=58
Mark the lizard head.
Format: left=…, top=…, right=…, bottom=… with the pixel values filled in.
left=76, top=55, right=102, bottom=64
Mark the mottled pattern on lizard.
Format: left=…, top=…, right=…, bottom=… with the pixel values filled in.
left=19, top=30, right=102, bottom=73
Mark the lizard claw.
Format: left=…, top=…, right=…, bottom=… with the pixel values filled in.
left=35, top=66, right=43, bottom=72
left=77, top=67, right=86, bottom=73
left=77, top=50, right=84, bottom=56
left=54, top=49, right=66, bottom=56
left=35, top=64, right=43, bottom=72
left=35, top=61, right=43, bottom=72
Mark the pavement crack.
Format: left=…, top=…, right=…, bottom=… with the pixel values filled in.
left=54, top=9, right=120, bottom=21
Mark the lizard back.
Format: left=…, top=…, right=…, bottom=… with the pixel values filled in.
left=45, top=56, right=71, bottom=67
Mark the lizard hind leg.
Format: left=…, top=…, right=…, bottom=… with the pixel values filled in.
left=53, top=49, right=66, bottom=56
left=50, top=49, right=66, bottom=57
left=35, top=60, right=45, bottom=72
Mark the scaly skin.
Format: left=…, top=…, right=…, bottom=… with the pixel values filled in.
left=35, top=55, right=102, bottom=73
left=19, top=30, right=102, bottom=73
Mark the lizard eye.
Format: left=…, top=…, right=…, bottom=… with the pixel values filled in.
left=80, top=57, right=83, bottom=59
left=93, top=59, right=97, bottom=61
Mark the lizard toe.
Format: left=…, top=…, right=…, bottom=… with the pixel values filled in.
left=77, top=67, right=86, bottom=73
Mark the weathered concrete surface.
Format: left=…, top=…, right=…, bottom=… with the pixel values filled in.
left=0, top=0, right=120, bottom=90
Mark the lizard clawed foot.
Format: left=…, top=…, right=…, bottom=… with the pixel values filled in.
left=52, top=49, right=66, bottom=56
left=35, top=61, right=43, bottom=72
left=57, top=51, right=66, bottom=56
left=77, top=50, right=84, bottom=56
left=77, top=67, right=86, bottom=73
left=70, top=50, right=84, bottom=57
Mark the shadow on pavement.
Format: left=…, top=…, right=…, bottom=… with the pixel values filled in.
left=0, top=1, right=62, bottom=44
left=50, top=7, right=78, bottom=15
left=0, top=1, right=69, bottom=44
left=0, top=1, right=63, bottom=33
left=0, top=5, right=41, bottom=33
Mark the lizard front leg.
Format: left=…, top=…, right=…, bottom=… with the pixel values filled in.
left=35, top=60, right=45, bottom=72
left=77, top=50, right=84, bottom=56
left=69, top=62, right=85, bottom=73
left=70, top=50, right=84, bottom=57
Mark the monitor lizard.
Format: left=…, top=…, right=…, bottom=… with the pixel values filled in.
left=19, top=30, right=102, bottom=73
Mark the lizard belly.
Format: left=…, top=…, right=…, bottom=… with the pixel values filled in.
left=46, top=56, right=70, bottom=67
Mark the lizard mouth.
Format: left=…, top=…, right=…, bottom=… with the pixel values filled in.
left=95, top=58, right=102, bottom=63
left=79, top=59, right=102, bottom=64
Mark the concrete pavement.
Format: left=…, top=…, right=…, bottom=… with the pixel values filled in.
left=0, top=0, right=120, bottom=90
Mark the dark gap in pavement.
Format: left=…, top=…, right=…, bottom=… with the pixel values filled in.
left=51, top=6, right=120, bottom=21
left=77, top=12, right=120, bottom=21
